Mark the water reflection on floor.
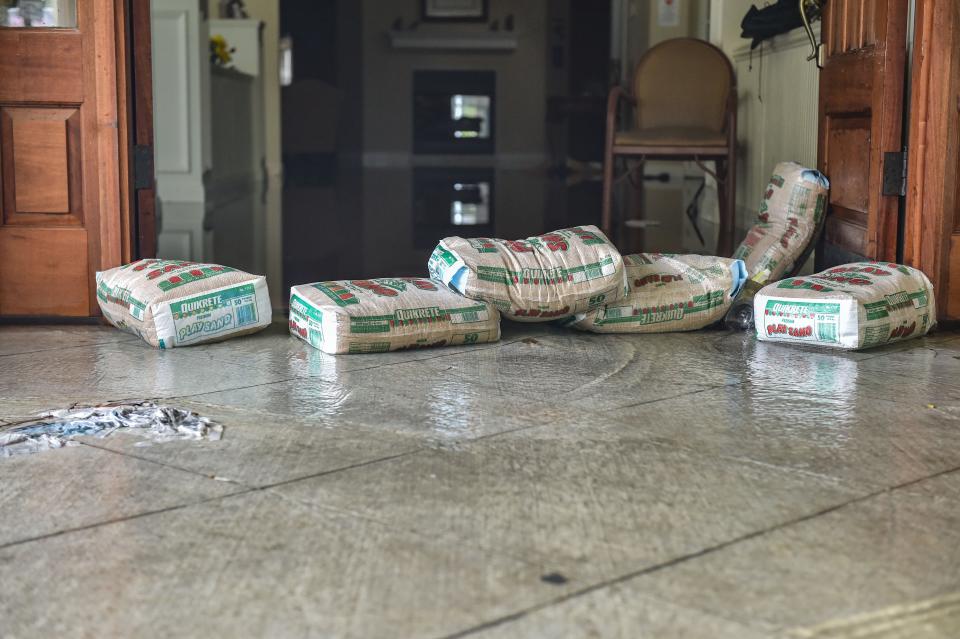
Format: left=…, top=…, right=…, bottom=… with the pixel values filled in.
left=281, top=167, right=609, bottom=292
left=207, top=166, right=720, bottom=302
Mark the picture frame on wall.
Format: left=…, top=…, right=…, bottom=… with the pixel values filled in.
left=421, top=0, right=489, bottom=22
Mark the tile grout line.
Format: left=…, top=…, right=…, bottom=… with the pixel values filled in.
left=0, top=338, right=140, bottom=359
left=0, top=447, right=427, bottom=551
left=0, top=490, right=256, bottom=551
left=598, top=380, right=745, bottom=414
left=76, top=440, right=253, bottom=488
left=436, top=461, right=960, bottom=639
left=257, top=447, right=425, bottom=491
left=168, top=376, right=302, bottom=402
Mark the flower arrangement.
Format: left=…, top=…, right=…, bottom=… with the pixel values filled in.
left=210, top=34, right=235, bottom=67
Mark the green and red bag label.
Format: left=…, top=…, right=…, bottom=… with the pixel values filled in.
left=165, top=283, right=262, bottom=346
left=734, top=162, right=830, bottom=284
left=428, top=225, right=627, bottom=322
left=96, top=259, right=272, bottom=349
left=755, top=261, right=936, bottom=350
left=289, top=277, right=500, bottom=355
left=572, top=253, right=746, bottom=334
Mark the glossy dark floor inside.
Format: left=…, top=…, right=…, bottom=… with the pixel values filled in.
left=278, top=166, right=717, bottom=293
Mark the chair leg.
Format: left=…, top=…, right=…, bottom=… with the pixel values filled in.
left=602, top=148, right=615, bottom=240
left=628, top=159, right=646, bottom=252
left=725, top=150, right=737, bottom=256
left=716, top=159, right=735, bottom=257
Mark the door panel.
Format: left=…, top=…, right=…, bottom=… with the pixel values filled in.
left=1, top=106, right=83, bottom=224
left=0, top=31, right=82, bottom=103
left=824, top=116, right=871, bottom=219
left=817, top=0, right=907, bottom=268
left=0, top=0, right=126, bottom=317
left=0, top=228, right=88, bottom=315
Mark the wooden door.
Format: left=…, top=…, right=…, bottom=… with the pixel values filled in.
left=903, top=0, right=960, bottom=320
left=816, top=0, right=908, bottom=268
left=0, top=0, right=129, bottom=317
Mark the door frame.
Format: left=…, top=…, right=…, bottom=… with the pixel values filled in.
left=903, top=0, right=960, bottom=319
left=123, top=0, right=157, bottom=260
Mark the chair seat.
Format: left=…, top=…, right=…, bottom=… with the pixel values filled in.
left=614, top=127, right=727, bottom=148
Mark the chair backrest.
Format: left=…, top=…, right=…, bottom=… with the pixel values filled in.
left=632, top=38, right=734, bottom=133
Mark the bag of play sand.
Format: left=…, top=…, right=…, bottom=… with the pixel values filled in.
left=570, top=253, right=747, bottom=333
left=428, top=225, right=627, bottom=321
left=755, top=262, right=936, bottom=350
left=734, top=161, right=830, bottom=284
left=289, top=277, right=500, bottom=354
left=96, top=259, right=272, bottom=349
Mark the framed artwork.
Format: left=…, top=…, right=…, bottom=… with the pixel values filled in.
left=421, top=0, right=488, bottom=22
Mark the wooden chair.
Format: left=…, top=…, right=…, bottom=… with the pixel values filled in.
left=602, top=38, right=737, bottom=256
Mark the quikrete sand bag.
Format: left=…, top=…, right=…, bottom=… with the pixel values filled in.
left=428, top=225, right=627, bottom=321
left=755, top=262, right=936, bottom=350
left=289, top=277, right=500, bottom=354
left=570, top=253, right=747, bottom=333
left=96, top=259, right=271, bottom=348
left=734, top=162, right=830, bottom=284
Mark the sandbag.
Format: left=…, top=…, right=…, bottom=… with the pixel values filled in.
left=289, top=277, right=500, bottom=354
left=428, top=225, right=627, bottom=322
left=96, top=259, right=272, bottom=348
left=570, top=253, right=747, bottom=333
left=755, top=262, right=936, bottom=350
left=734, top=161, right=830, bottom=284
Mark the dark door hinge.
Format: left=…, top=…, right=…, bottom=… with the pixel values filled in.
left=134, top=144, right=154, bottom=190
left=881, top=150, right=907, bottom=197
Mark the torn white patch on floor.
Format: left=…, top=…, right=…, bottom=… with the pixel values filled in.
left=0, top=402, right=223, bottom=458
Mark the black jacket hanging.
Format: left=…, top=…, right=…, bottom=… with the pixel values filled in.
left=740, top=0, right=819, bottom=49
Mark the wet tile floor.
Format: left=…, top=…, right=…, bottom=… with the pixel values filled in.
left=3, top=321, right=960, bottom=638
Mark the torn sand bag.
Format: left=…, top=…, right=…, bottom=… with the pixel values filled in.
left=0, top=402, right=222, bottom=458
left=569, top=253, right=747, bottom=333
left=755, top=262, right=936, bottom=350
left=289, top=277, right=500, bottom=354
left=734, top=161, right=830, bottom=283
left=97, top=259, right=272, bottom=348
left=428, top=225, right=627, bottom=321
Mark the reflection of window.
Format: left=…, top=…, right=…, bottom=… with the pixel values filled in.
left=413, top=167, right=494, bottom=248
left=450, top=182, right=490, bottom=225
left=413, top=70, right=495, bottom=154
left=0, top=0, right=77, bottom=27
left=450, top=95, right=490, bottom=140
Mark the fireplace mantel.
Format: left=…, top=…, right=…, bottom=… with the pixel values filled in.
left=388, top=30, right=518, bottom=51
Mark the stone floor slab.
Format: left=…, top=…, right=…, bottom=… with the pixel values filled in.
left=0, top=490, right=576, bottom=639
left=603, top=382, right=960, bottom=489
left=467, top=586, right=770, bottom=639
left=0, top=324, right=136, bottom=357
left=181, top=321, right=558, bottom=376
left=616, top=469, right=960, bottom=633
left=0, top=340, right=294, bottom=400
left=83, top=400, right=422, bottom=488
left=273, top=424, right=860, bottom=583
left=0, top=443, right=240, bottom=547
left=188, top=362, right=576, bottom=441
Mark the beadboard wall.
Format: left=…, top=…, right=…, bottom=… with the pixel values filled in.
left=727, top=28, right=821, bottom=232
